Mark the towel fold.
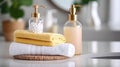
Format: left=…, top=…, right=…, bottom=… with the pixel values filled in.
left=15, top=37, right=64, bottom=46
left=9, top=42, right=75, bottom=57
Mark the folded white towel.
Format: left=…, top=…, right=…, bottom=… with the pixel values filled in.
left=9, top=42, right=75, bottom=57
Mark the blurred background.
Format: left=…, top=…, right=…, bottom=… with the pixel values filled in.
left=0, top=0, right=120, bottom=41
left=1, top=1, right=120, bottom=66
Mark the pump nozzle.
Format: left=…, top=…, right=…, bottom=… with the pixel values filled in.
left=69, top=5, right=82, bottom=21
left=32, top=5, right=46, bottom=18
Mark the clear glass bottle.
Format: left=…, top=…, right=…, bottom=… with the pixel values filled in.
left=29, top=5, right=44, bottom=33
left=29, top=17, right=43, bottom=33
left=64, top=5, right=82, bottom=55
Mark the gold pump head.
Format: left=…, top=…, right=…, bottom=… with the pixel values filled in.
left=68, top=5, right=81, bottom=21
left=32, top=5, right=45, bottom=18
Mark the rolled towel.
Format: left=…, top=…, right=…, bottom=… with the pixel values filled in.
left=14, top=30, right=66, bottom=46
left=9, top=42, right=75, bottom=57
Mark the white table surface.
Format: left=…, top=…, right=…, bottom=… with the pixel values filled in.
left=1, top=40, right=120, bottom=67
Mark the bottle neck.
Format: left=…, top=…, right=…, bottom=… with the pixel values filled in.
left=68, top=14, right=77, bottom=22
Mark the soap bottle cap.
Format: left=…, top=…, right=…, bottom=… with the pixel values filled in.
left=68, top=5, right=81, bottom=22
left=32, top=5, right=45, bottom=18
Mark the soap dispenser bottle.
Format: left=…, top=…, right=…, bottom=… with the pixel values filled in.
left=29, top=5, right=44, bottom=33
left=64, top=5, right=82, bottom=55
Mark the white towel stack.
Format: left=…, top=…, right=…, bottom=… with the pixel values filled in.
left=9, top=42, right=75, bottom=57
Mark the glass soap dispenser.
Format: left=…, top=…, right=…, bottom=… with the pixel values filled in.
left=64, top=5, right=82, bottom=55
left=29, top=5, right=44, bottom=33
